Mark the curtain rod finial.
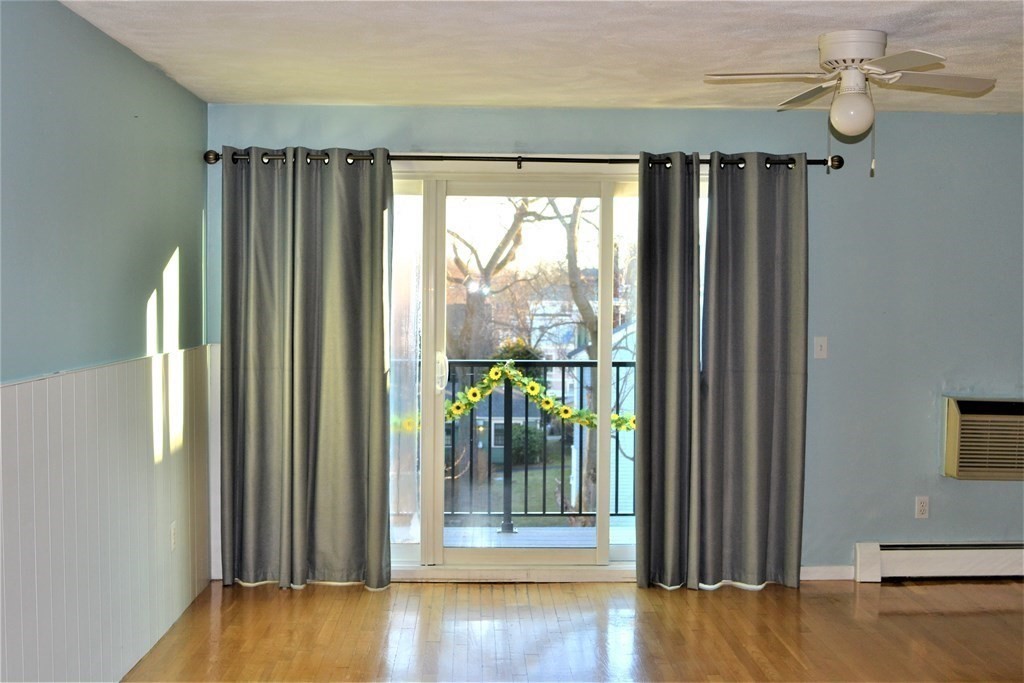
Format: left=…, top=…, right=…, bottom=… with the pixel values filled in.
left=828, top=155, right=845, bottom=170
left=204, top=149, right=222, bottom=165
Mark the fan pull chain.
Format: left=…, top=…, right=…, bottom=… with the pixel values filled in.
left=870, top=124, right=876, bottom=177
left=868, top=80, right=876, bottom=177
left=826, top=119, right=833, bottom=175
left=825, top=82, right=839, bottom=175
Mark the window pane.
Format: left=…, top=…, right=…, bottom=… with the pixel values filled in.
left=444, top=194, right=601, bottom=549
left=611, top=190, right=637, bottom=547
left=390, top=187, right=422, bottom=545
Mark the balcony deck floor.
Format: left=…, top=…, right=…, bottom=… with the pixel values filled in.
left=443, top=519, right=635, bottom=548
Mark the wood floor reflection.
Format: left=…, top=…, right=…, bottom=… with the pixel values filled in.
left=124, top=578, right=1023, bottom=682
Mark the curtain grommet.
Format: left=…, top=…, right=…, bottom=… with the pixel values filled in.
left=346, top=153, right=355, bottom=165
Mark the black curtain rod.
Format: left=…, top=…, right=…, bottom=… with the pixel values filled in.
left=203, top=149, right=844, bottom=170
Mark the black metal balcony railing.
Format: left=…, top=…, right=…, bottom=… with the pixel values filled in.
left=443, top=358, right=636, bottom=532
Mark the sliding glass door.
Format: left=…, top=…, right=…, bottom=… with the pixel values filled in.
left=390, top=164, right=638, bottom=567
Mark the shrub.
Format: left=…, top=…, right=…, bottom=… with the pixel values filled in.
left=508, top=424, right=546, bottom=465
left=491, top=337, right=546, bottom=380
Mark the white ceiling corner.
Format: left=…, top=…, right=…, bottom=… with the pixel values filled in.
left=61, top=0, right=1024, bottom=113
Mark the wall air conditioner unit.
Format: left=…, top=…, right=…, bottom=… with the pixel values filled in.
left=943, top=397, right=1024, bottom=480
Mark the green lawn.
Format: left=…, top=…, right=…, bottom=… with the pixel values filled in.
left=445, top=461, right=594, bottom=528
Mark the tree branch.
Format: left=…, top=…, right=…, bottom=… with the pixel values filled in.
left=489, top=276, right=535, bottom=295
left=449, top=243, right=469, bottom=278
left=480, top=200, right=527, bottom=277
left=563, top=198, right=599, bottom=359
left=447, top=229, right=486, bottom=274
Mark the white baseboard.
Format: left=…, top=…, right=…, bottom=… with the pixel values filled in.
left=392, top=563, right=636, bottom=583
left=855, top=542, right=1024, bottom=582
left=800, top=565, right=855, bottom=581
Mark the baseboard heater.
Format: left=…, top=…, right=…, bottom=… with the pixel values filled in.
left=855, top=542, right=1024, bottom=582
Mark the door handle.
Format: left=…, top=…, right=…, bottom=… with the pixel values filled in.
left=435, top=352, right=449, bottom=392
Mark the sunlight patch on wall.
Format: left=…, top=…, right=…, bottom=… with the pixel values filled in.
left=147, top=290, right=159, bottom=357
left=151, top=355, right=166, bottom=464
left=163, top=248, right=180, bottom=352
left=163, top=248, right=184, bottom=453
left=148, top=287, right=165, bottom=463
left=168, top=351, right=184, bottom=454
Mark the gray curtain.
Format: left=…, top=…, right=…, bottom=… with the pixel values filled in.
left=700, top=152, right=808, bottom=588
left=221, top=146, right=393, bottom=590
left=636, top=151, right=808, bottom=589
left=635, top=152, right=701, bottom=588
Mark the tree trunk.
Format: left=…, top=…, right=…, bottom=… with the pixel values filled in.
left=560, top=198, right=600, bottom=514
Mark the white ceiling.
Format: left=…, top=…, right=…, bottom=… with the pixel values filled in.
left=63, top=0, right=1023, bottom=113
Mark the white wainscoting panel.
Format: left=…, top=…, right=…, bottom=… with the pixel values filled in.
left=207, top=343, right=222, bottom=581
left=0, top=347, right=212, bottom=682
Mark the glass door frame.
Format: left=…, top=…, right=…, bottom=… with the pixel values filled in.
left=396, top=159, right=638, bottom=568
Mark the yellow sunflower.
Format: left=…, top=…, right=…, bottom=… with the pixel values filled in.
left=540, top=397, right=555, bottom=411
left=611, top=413, right=619, bottom=422
left=628, top=415, right=636, bottom=430
left=488, top=366, right=503, bottom=381
left=466, top=387, right=482, bottom=402
left=525, top=381, right=541, bottom=396
left=402, top=417, right=416, bottom=433
left=451, top=401, right=466, bottom=416
left=559, top=405, right=574, bottom=420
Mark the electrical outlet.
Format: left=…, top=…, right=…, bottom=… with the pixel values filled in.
left=915, top=496, right=929, bottom=519
left=170, top=520, right=177, bottom=551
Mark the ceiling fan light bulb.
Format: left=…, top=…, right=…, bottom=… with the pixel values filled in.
left=829, top=92, right=875, bottom=136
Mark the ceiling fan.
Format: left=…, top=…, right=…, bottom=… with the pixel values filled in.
left=706, top=30, right=996, bottom=137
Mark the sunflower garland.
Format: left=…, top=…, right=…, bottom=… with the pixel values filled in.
left=443, top=360, right=636, bottom=432
left=390, top=414, right=422, bottom=434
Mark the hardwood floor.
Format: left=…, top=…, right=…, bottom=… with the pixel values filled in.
left=124, top=578, right=1023, bottom=682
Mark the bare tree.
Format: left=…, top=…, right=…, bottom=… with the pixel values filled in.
left=443, top=196, right=620, bottom=519
left=444, top=199, right=550, bottom=502
left=539, top=198, right=601, bottom=515
left=446, top=199, right=546, bottom=360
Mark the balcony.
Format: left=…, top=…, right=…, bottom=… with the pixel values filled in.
left=441, top=358, right=636, bottom=549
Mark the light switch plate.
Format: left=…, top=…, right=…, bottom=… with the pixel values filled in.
left=813, top=336, right=828, bottom=359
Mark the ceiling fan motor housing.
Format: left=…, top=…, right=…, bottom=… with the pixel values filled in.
left=818, top=30, right=887, bottom=71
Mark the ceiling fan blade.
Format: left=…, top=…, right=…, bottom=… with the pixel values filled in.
left=881, top=71, right=996, bottom=93
left=705, top=72, right=828, bottom=81
left=860, top=49, right=945, bottom=74
left=776, top=80, right=838, bottom=110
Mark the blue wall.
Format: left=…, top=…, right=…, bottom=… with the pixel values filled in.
left=1, top=1, right=207, bottom=383
left=207, top=105, right=1023, bottom=566
left=0, top=1, right=1017, bottom=572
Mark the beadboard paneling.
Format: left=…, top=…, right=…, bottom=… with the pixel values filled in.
left=0, top=347, right=213, bottom=682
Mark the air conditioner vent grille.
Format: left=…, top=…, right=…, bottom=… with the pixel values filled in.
left=945, top=398, right=1024, bottom=480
